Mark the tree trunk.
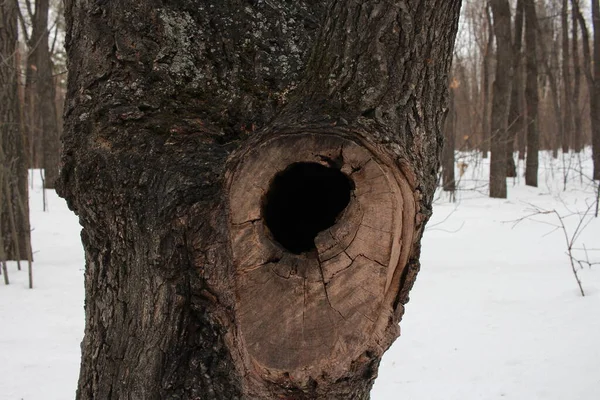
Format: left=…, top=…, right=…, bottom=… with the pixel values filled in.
left=443, top=84, right=457, bottom=194
left=1, top=0, right=32, bottom=261
left=482, top=4, right=494, bottom=158
left=57, top=0, right=462, bottom=399
left=507, top=0, right=524, bottom=178
left=562, top=0, right=573, bottom=153
left=525, top=0, right=539, bottom=187
left=575, top=0, right=599, bottom=177
left=572, top=0, right=583, bottom=153
left=34, top=0, right=60, bottom=188
left=489, top=0, right=513, bottom=198
left=536, top=15, right=563, bottom=159
left=592, top=0, right=600, bottom=180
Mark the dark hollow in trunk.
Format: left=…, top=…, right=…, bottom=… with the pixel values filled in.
left=58, top=0, right=462, bottom=398
left=262, top=162, right=353, bottom=254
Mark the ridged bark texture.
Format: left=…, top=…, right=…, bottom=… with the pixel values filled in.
left=57, top=1, right=461, bottom=398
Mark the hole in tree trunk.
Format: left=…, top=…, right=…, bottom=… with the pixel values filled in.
left=262, top=162, right=354, bottom=254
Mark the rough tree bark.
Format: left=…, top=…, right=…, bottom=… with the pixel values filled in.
left=1, top=0, right=32, bottom=261
left=489, top=0, right=513, bottom=198
left=525, top=0, right=539, bottom=187
left=58, top=1, right=461, bottom=399
left=507, top=0, right=524, bottom=177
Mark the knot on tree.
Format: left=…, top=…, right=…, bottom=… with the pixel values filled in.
left=227, top=133, right=416, bottom=390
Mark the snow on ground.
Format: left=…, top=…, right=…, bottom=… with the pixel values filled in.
left=1, top=151, right=599, bottom=400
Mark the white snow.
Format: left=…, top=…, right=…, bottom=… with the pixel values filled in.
left=1, top=151, right=599, bottom=400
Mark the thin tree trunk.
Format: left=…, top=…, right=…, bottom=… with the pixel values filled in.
left=34, top=0, right=60, bottom=188
left=443, top=83, right=457, bottom=194
left=482, top=4, right=494, bottom=158
left=562, top=0, right=574, bottom=153
left=572, top=0, right=583, bottom=152
left=507, top=0, right=524, bottom=177
left=489, top=0, right=513, bottom=198
left=1, top=0, right=32, bottom=261
left=525, top=0, right=539, bottom=186
left=58, top=1, right=462, bottom=398
left=537, top=19, right=563, bottom=159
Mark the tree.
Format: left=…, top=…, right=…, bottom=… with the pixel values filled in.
left=19, top=0, right=61, bottom=187
left=575, top=0, right=600, bottom=179
left=443, top=78, right=457, bottom=196
left=562, top=0, right=574, bottom=153
left=57, top=1, right=462, bottom=398
left=572, top=0, right=583, bottom=153
left=525, top=0, right=540, bottom=187
left=1, top=0, right=32, bottom=263
left=489, top=0, right=513, bottom=198
left=482, top=3, right=494, bottom=158
left=507, top=0, right=524, bottom=178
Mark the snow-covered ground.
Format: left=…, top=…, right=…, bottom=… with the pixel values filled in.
left=1, top=151, right=599, bottom=400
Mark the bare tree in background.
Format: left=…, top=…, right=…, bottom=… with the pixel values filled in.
left=525, top=0, right=540, bottom=186
left=489, top=0, right=513, bottom=198
left=562, top=0, right=574, bottom=153
left=507, top=0, right=524, bottom=177
left=572, top=0, right=584, bottom=153
left=19, top=0, right=60, bottom=187
left=482, top=3, right=494, bottom=159
left=1, top=0, right=32, bottom=262
left=443, top=78, right=458, bottom=196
